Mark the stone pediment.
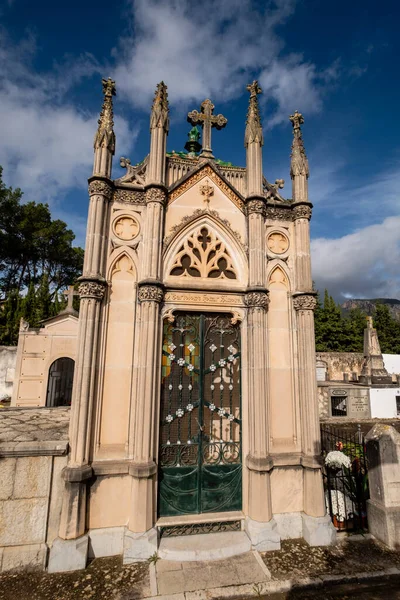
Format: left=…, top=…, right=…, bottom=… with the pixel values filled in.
left=41, top=311, right=79, bottom=333
left=168, top=162, right=245, bottom=213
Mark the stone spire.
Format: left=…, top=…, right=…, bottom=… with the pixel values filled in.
left=150, top=81, right=170, bottom=132
left=245, top=81, right=263, bottom=197
left=289, top=110, right=309, bottom=201
left=245, top=80, right=263, bottom=147
left=93, top=77, right=116, bottom=178
left=148, top=82, right=170, bottom=186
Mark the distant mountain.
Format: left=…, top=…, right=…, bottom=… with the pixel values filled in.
left=341, top=298, right=400, bottom=321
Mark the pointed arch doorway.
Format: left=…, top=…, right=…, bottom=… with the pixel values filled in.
left=158, top=312, right=242, bottom=517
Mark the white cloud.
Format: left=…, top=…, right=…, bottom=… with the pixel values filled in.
left=113, top=0, right=337, bottom=124
left=0, top=33, right=136, bottom=205
left=311, top=216, right=400, bottom=301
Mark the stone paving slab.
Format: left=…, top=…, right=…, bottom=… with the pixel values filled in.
left=0, top=407, right=70, bottom=452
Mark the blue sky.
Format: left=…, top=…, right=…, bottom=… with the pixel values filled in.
left=1, top=0, right=399, bottom=301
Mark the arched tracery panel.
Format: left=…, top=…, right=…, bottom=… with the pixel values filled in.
left=46, top=357, right=75, bottom=407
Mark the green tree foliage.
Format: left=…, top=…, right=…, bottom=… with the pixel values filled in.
left=0, top=167, right=84, bottom=345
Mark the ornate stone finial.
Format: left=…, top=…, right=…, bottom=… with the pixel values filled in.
left=245, top=80, right=263, bottom=147
left=94, top=78, right=116, bottom=154
left=150, top=81, right=170, bottom=132
left=289, top=110, right=309, bottom=179
left=199, top=180, right=214, bottom=208
left=187, top=99, right=227, bottom=159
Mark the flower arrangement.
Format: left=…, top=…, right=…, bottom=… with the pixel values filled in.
left=325, top=490, right=353, bottom=520
left=325, top=450, right=351, bottom=470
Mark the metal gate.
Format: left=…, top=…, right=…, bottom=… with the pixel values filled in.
left=158, top=313, right=242, bottom=517
left=321, top=425, right=369, bottom=531
left=46, top=357, right=75, bottom=407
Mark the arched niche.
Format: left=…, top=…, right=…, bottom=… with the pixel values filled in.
left=46, top=357, right=75, bottom=407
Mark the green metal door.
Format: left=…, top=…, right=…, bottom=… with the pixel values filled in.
left=158, top=312, right=242, bottom=517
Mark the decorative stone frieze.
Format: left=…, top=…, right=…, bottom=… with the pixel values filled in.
left=145, top=187, right=166, bottom=205
left=246, top=198, right=266, bottom=215
left=113, top=189, right=145, bottom=205
left=78, top=280, right=107, bottom=300
left=293, top=294, right=317, bottom=311
left=88, top=180, right=113, bottom=199
left=293, top=204, right=312, bottom=220
left=265, top=206, right=292, bottom=221
left=244, top=290, right=270, bottom=309
left=138, top=284, right=164, bottom=303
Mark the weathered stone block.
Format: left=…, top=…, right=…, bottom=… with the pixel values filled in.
left=1, top=543, right=47, bottom=572
left=46, top=455, right=68, bottom=544
left=302, top=513, right=336, bottom=546
left=124, top=527, right=158, bottom=563
left=244, top=517, right=280, bottom=551
left=0, top=458, right=16, bottom=500
left=47, top=535, right=89, bottom=573
left=0, top=497, right=48, bottom=546
left=88, top=526, right=124, bottom=558
left=14, top=456, right=52, bottom=499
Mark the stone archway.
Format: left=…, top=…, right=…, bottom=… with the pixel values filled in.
left=45, top=357, right=75, bottom=407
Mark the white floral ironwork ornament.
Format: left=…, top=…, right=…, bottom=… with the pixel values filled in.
left=188, top=364, right=194, bottom=371
left=219, top=359, right=226, bottom=367
left=176, top=408, right=184, bottom=418
left=188, top=343, right=195, bottom=353
left=178, top=384, right=183, bottom=390
left=209, top=344, right=217, bottom=353
left=228, top=345, right=236, bottom=354
left=228, top=414, right=235, bottom=421
left=209, top=403, right=216, bottom=411
left=169, top=343, right=176, bottom=351
left=178, top=358, right=185, bottom=367
left=220, top=384, right=224, bottom=390
left=188, top=384, right=193, bottom=391
left=186, top=404, right=194, bottom=412
left=228, top=355, right=234, bottom=362
left=169, top=354, right=175, bottom=361
left=166, top=415, right=173, bottom=423
left=209, top=364, right=216, bottom=372
left=168, top=384, right=173, bottom=390
left=218, top=408, right=225, bottom=417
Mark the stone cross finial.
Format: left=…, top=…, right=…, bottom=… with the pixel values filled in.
left=245, top=80, right=263, bottom=147
left=187, top=99, right=227, bottom=159
left=94, top=77, right=116, bottom=153
left=150, top=81, right=170, bottom=132
left=289, top=109, right=309, bottom=179
left=63, top=286, right=79, bottom=311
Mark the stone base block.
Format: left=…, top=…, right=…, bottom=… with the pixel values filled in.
left=88, top=527, right=124, bottom=559
left=47, top=535, right=89, bottom=573
left=367, top=499, right=400, bottom=549
left=274, top=512, right=303, bottom=540
left=302, top=513, right=336, bottom=547
left=244, top=517, right=281, bottom=552
left=123, top=527, right=158, bottom=563
left=1, top=543, right=47, bottom=572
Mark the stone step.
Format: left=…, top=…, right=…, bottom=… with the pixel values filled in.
left=158, top=530, right=251, bottom=562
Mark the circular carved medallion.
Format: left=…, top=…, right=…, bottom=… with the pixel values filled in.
left=113, top=216, right=139, bottom=241
left=267, top=231, right=289, bottom=254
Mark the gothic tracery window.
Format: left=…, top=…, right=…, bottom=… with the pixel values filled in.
left=170, top=226, right=237, bottom=280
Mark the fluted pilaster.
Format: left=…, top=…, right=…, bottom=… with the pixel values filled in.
left=293, top=293, right=325, bottom=517
left=293, top=203, right=313, bottom=291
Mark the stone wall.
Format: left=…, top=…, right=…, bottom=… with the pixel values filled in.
left=0, top=346, right=17, bottom=401
left=318, top=382, right=371, bottom=419
left=316, top=352, right=365, bottom=382
left=0, top=408, right=69, bottom=572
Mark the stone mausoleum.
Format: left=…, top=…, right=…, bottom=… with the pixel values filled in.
left=1, top=79, right=336, bottom=572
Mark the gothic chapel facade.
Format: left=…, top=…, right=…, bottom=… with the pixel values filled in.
left=50, top=79, right=335, bottom=569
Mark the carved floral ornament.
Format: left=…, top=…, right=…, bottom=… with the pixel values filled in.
left=169, top=226, right=237, bottom=280
left=138, top=285, right=164, bottom=303
left=246, top=199, right=266, bottom=215
left=78, top=280, right=107, bottom=300
left=293, top=204, right=312, bottom=220
left=267, top=231, right=289, bottom=254
left=113, top=189, right=145, bottom=205
left=145, top=187, right=166, bottom=205
left=292, top=294, right=317, bottom=311
left=244, top=291, right=270, bottom=309
left=113, top=216, right=140, bottom=241
left=88, top=180, right=113, bottom=199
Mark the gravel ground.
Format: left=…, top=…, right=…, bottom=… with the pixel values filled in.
left=262, top=576, right=400, bottom=599
left=261, top=537, right=400, bottom=581
left=0, top=556, right=150, bottom=600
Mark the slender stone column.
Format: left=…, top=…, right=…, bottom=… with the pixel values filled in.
left=147, top=82, right=169, bottom=186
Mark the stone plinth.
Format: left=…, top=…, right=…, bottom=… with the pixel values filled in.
left=366, top=424, right=400, bottom=549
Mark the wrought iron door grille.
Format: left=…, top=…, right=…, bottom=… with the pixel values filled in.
left=159, top=520, right=242, bottom=538
left=159, top=312, right=242, bottom=516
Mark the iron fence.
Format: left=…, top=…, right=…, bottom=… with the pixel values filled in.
left=321, top=425, right=369, bottom=532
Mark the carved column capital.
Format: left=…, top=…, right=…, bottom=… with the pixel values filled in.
left=246, top=197, right=266, bottom=216
left=88, top=179, right=113, bottom=199
left=293, top=203, right=312, bottom=220
left=293, top=293, right=317, bottom=311
left=244, top=290, right=270, bottom=310
left=78, top=278, right=107, bottom=300
left=138, top=283, right=164, bottom=303
left=145, top=186, right=167, bottom=205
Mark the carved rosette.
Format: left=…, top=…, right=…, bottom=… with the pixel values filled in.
left=244, top=291, right=270, bottom=310
left=293, top=294, right=317, bottom=311
left=138, top=285, right=164, bottom=303
left=246, top=198, right=266, bottom=216
left=88, top=180, right=113, bottom=199
left=145, top=187, right=166, bottom=205
left=293, top=204, right=312, bottom=220
left=78, top=280, right=107, bottom=300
